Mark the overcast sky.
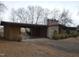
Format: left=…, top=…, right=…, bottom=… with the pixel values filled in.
left=1, top=1, right=79, bottom=26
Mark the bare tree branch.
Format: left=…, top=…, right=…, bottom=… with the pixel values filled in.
left=59, top=9, right=73, bottom=26
left=10, top=8, right=28, bottom=23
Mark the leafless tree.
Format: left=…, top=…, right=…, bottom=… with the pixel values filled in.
left=42, top=9, right=50, bottom=25
left=27, top=6, right=49, bottom=24
left=35, top=6, right=44, bottom=24
left=27, top=6, right=35, bottom=24
left=10, top=6, right=50, bottom=25
left=0, top=2, right=6, bottom=14
left=59, top=10, right=72, bottom=26
left=50, top=9, right=72, bottom=26
left=0, top=2, right=6, bottom=21
left=10, top=9, right=17, bottom=22
left=16, top=8, right=28, bottom=23
left=10, top=8, right=27, bottom=23
left=50, top=9, right=60, bottom=20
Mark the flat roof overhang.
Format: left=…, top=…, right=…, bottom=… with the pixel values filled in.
left=1, top=21, right=47, bottom=28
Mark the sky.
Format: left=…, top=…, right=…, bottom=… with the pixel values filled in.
left=1, top=0, right=79, bottom=26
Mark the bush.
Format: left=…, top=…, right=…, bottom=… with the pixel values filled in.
left=52, top=31, right=66, bottom=40
left=52, top=30, right=79, bottom=40
left=53, top=33, right=66, bottom=40
left=53, top=34, right=59, bottom=40
left=72, top=32, right=78, bottom=37
left=52, top=30, right=58, bottom=40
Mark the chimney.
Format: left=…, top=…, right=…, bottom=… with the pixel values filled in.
left=47, top=19, right=59, bottom=26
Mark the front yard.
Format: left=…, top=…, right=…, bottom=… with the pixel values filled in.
left=0, top=37, right=79, bottom=57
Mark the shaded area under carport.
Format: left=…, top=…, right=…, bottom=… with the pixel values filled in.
left=1, top=21, right=47, bottom=41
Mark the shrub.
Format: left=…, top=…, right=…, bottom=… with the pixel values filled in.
left=72, top=32, right=78, bottom=37
left=53, top=34, right=66, bottom=40
left=52, top=30, right=79, bottom=40
left=52, top=30, right=63, bottom=40
left=52, top=30, right=58, bottom=40
left=64, top=33, right=69, bottom=38
left=52, top=31, right=66, bottom=40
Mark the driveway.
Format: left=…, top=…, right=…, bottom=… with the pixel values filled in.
left=0, top=37, right=79, bottom=57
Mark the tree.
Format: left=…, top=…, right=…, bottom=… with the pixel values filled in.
left=0, top=2, right=6, bottom=21
left=27, top=6, right=49, bottom=24
left=10, top=8, right=28, bottom=23
left=16, top=8, right=28, bottom=23
left=0, top=2, right=6, bottom=14
left=50, top=9, right=72, bottom=26
left=10, top=9, right=17, bottom=22
left=42, top=9, right=50, bottom=25
left=50, top=9, right=60, bottom=20
left=27, top=6, right=35, bottom=24
left=59, top=10, right=72, bottom=26
left=35, top=6, right=44, bottom=24
left=10, top=6, right=49, bottom=24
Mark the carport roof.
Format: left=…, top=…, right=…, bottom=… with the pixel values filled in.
left=1, top=21, right=47, bottom=28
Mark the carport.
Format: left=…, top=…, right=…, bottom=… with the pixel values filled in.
left=1, top=21, right=47, bottom=41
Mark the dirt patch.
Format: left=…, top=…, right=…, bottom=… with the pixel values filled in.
left=0, top=37, right=79, bottom=57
